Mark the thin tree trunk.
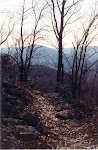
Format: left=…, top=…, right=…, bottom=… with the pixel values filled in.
left=57, top=3, right=64, bottom=84
left=57, top=47, right=62, bottom=83
left=61, top=63, right=64, bottom=85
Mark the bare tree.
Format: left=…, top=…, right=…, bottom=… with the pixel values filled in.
left=0, top=20, right=14, bottom=46
left=65, top=12, right=98, bottom=99
left=13, top=0, right=46, bottom=83
left=46, top=0, right=80, bottom=84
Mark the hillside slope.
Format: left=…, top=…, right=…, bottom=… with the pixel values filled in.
left=28, top=65, right=57, bottom=92
left=1, top=81, right=98, bottom=149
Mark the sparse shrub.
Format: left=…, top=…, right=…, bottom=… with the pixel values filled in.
left=1, top=53, right=16, bottom=81
left=55, top=84, right=72, bottom=103
left=23, top=77, right=40, bottom=90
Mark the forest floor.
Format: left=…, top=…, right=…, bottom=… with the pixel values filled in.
left=1, top=81, right=98, bottom=149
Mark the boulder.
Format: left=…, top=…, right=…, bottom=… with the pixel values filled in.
left=1, top=124, right=22, bottom=149
left=15, top=125, right=40, bottom=141
left=3, top=118, right=24, bottom=126
left=56, top=109, right=75, bottom=120
left=2, top=103, right=19, bottom=118
left=56, top=104, right=63, bottom=112
left=22, top=112, right=41, bottom=127
left=63, top=103, right=73, bottom=110
left=48, top=93, right=59, bottom=98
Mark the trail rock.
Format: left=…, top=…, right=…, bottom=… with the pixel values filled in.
left=48, top=93, right=59, bottom=98
left=56, top=104, right=63, bottom=112
left=56, top=109, right=75, bottom=120
left=22, top=112, right=41, bottom=127
left=3, top=118, right=24, bottom=126
left=15, top=125, right=40, bottom=141
left=63, top=103, right=73, bottom=110
left=1, top=125, right=22, bottom=149
left=2, top=103, right=19, bottom=118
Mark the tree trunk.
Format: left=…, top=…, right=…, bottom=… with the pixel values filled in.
left=19, top=66, right=28, bottom=83
left=72, top=83, right=77, bottom=99
left=57, top=36, right=63, bottom=84
left=57, top=8, right=64, bottom=84
left=61, top=63, right=64, bottom=85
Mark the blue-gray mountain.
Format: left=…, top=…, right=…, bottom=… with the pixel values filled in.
left=0, top=45, right=98, bottom=70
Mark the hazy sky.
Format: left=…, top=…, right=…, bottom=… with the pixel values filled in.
left=0, top=0, right=98, bottom=48
left=0, top=0, right=95, bottom=14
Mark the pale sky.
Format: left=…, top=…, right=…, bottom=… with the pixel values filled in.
left=0, top=0, right=98, bottom=48
left=0, top=0, right=95, bottom=14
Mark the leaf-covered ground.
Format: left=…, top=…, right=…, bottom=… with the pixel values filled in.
left=1, top=81, right=98, bottom=149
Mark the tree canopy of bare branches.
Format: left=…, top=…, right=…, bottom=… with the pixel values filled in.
left=12, top=0, right=47, bottom=83
left=0, top=20, right=14, bottom=46
left=64, top=12, right=98, bottom=99
left=46, top=0, right=81, bottom=84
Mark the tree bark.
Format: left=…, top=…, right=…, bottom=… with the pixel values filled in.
left=57, top=1, right=64, bottom=84
left=57, top=37, right=63, bottom=83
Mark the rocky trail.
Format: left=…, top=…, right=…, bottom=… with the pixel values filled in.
left=23, top=89, right=98, bottom=149
left=1, top=82, right=98, bottom=149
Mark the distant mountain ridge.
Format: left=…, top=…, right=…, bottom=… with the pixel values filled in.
left=0, top=45, right=98, bottom=69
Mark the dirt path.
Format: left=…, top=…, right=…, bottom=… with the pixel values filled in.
left=23, top=89, right=98, bottom=149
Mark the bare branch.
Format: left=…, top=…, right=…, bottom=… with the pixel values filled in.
left=0, top=24, right=14, bottom=46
